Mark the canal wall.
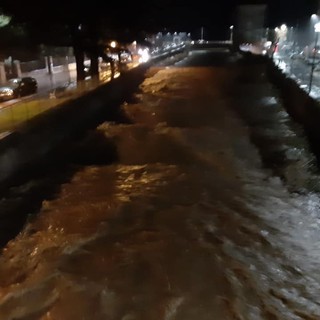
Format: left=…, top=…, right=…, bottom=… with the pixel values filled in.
left=0, top=65, right=146, bottom=187
left=238, top=52, right=320, bottom=161
left=0, top=47, right=187, bottom=188
left=264, top=55, right=320, bottom=160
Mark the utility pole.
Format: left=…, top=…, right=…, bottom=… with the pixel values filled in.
left=230, top=25, right=234, bottom=43
left=201, top=27, right=204, bottom=40
left=309, top=22, right=320, bottom=93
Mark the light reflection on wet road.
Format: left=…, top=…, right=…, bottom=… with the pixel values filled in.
left=0, top=50, right=320, bottom=319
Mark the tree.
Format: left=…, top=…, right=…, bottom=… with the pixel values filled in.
left=0, top=12, right=11, bottom=28
left=0, top=1, right=131, bottom=81
left=0, top=0, right=193, bottom=80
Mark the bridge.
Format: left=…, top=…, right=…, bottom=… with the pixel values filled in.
left=191, top=40, right=233, bottom=50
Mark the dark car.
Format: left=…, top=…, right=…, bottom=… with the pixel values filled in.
left=0, top=77, right=38, bottom=102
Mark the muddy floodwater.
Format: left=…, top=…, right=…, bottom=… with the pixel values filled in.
left=0, top=50, right=320, bottom=319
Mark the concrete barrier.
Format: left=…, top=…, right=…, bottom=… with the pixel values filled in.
left=242, top=53, right=320, bottom=161
left=266, top=56, right=320, bottom=132
left=0, top=47, right=187, bottom=188
left=0, top=63, right=150, bottom=187
left=239, top=52, right=320, bottom=127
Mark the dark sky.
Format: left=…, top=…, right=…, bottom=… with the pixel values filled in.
left=161, top=0, right=318, bottom=39
left=1, top=0, right=318, bottom=40
left=264, top=0, right=317, bottom=26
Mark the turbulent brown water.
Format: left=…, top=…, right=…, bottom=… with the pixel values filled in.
left=0, top=50, right=320, bottom=319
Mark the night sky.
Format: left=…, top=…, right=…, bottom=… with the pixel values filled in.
left=1, top=0, right=318, bottom=40
left=165, top=0, right=318, bottom=39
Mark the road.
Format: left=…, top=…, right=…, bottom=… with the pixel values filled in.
left=0, top=49, right=320, bottom=319
left=0, top=68, right=77, bottom=108
left=0, top=44, right=185, bottom=109
left=0, top=62, right=131, bottom=134
left=0, top=62, right=117, bottom=110
left=0, top=45, right=186, bottom=109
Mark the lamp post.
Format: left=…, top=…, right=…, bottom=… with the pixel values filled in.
left=308, top=22, right=320, bottom=94
left=229, top=25, right=234, bottom=43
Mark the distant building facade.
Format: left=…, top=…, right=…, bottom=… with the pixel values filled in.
left=234, top=4, right=267, bottom=46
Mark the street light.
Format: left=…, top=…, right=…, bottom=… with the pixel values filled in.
left=201, top=26, right=204, bottom=40
left=308, top=22, right=320, bottom=93
left=229, top=25, right=234, bottom=43
left=280, top=24, right=287, bottom=32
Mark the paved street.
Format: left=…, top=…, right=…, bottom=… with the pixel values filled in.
left=0, top=44, right=186, bottom=109
left=0, top=61, right=97, bottom=109
left=273, top=52, right=320, bottom=99
left=0, top=60, right=136, bottom=134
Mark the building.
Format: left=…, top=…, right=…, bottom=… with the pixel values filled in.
left=234, top=4, right=267, bottom=47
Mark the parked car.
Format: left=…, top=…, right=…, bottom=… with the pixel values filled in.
left=0, top=77, right=38, bottom=102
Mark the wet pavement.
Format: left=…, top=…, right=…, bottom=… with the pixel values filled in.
left=0, top=49, right=320, bottom=319
left=273, top=52, right=320, bottom=99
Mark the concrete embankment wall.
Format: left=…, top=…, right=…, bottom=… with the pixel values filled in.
left=261, top=55, right=320, bottom=159
left=0, top=64, right=146, bottom=186
left=0, top=48, right=187, bottom=187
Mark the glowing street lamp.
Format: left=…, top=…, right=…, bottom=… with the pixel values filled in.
left=308, top=22, right=320, bottom=93
left=280, top=24, right=287, bottom=32
left=229, top=25, right=234, bottom=43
